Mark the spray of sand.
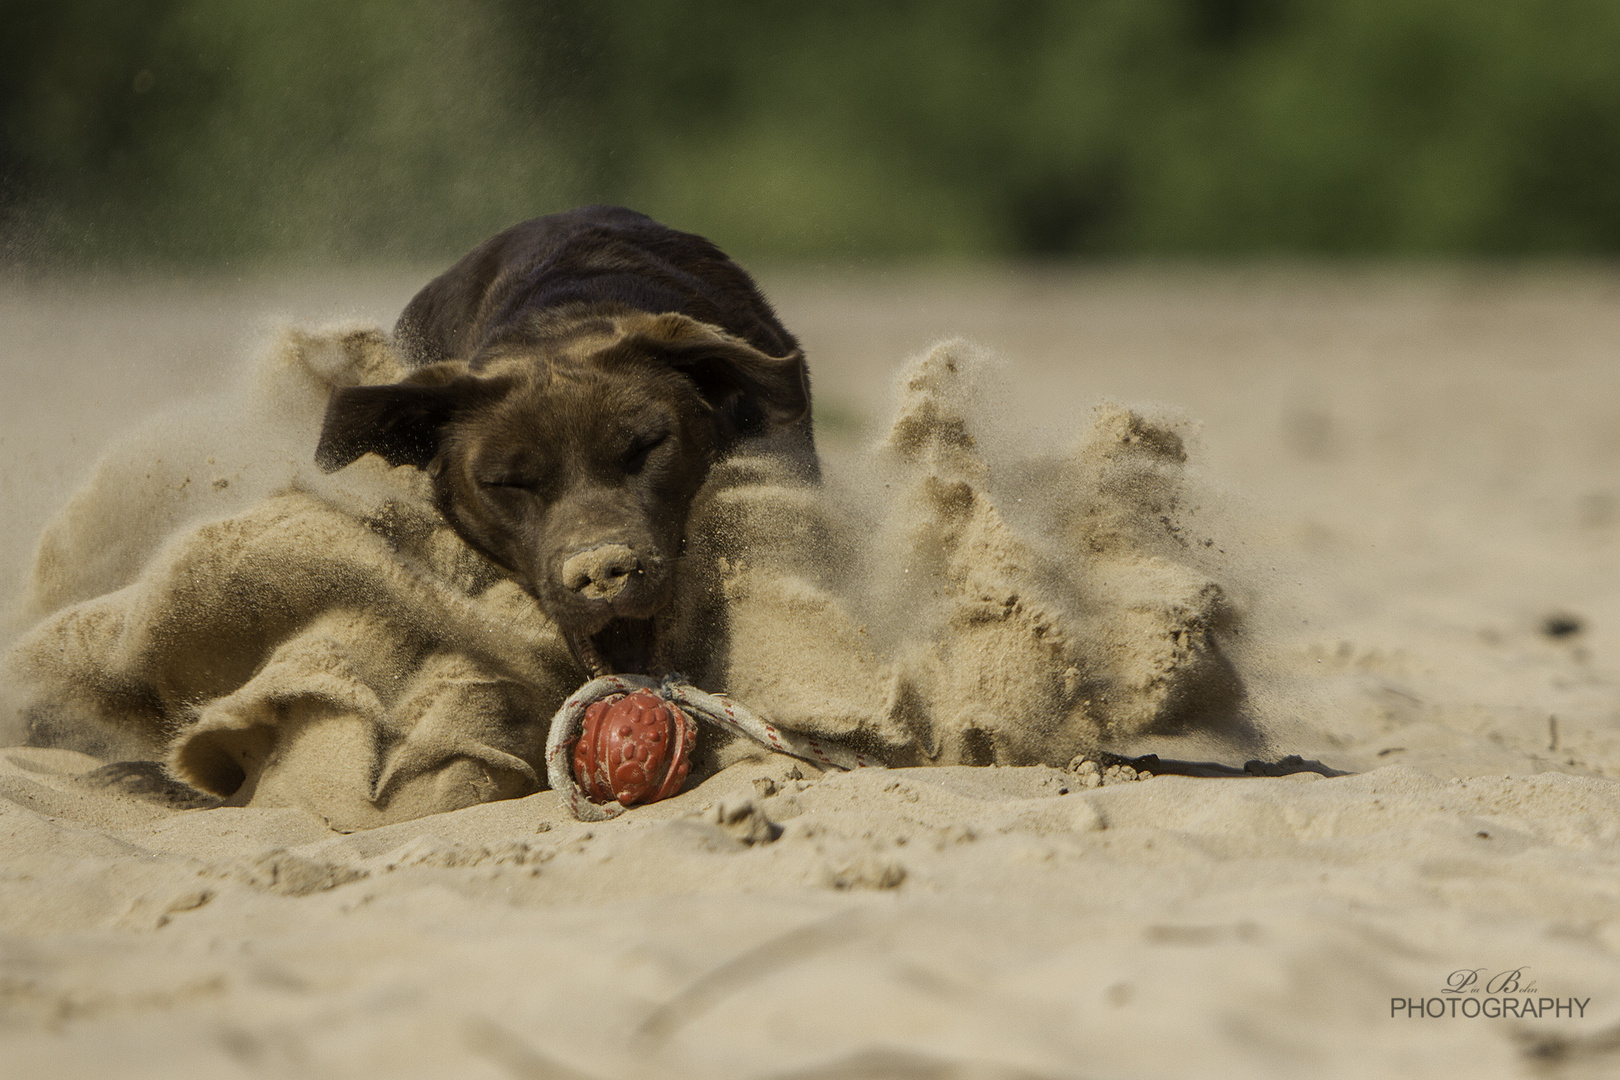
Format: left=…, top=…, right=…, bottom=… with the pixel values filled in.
left=1, top=325, right=1269, bottom=825
left=699, top=338, right=1262, bottom=769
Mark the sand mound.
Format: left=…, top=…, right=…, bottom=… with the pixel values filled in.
left=1, top=329, right=1249, bottom=830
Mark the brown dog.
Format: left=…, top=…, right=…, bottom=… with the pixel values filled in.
left=315, top=205, right=815, bottom=676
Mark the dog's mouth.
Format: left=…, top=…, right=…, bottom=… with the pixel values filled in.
left=565, top=617, right=661, bottom=678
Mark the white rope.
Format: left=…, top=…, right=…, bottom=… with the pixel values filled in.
left=545, top=675, right=883, bottom=821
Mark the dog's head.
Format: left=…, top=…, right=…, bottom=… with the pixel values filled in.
left=314, top=309, right=808, bottom=675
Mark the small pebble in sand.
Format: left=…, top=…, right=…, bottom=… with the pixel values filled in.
left=824, top=857, right=907, bottom=891
left=705, top=797, right=781, bottom=845
left=1067, top=758, right=1103, bottom=788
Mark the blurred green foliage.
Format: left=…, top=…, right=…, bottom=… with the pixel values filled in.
left=4, top=0, right=1620, bottom=263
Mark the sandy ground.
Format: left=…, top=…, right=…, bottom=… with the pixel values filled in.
left=4, top=266, right=1620, bottom=1077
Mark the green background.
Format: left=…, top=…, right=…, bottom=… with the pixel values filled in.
left=4, top=0, right=1619, bottom=265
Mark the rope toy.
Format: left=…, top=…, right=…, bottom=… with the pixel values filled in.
left=545, top=675, right=881, bottom=822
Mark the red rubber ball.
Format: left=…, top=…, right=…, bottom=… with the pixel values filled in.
left=573, top=688, right=696, bottom=806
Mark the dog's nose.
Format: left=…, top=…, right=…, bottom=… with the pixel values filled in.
left=561, top=544, right=642, bottom=602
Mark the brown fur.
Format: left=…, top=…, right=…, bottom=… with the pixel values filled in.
left=315, top=207, right=815, bottom=675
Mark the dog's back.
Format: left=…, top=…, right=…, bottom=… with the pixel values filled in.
left=395, top=205, right=800, bottom=369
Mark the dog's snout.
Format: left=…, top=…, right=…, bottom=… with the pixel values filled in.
left=561, top=544, right=642, bottom=602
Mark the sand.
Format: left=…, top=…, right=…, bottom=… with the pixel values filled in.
left=4, top=266, right=1620, bottom=1077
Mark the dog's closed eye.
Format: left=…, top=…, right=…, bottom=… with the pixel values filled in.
left=478, top=475, right=543, bottom=491
left=623, top=432, right=669, bottom=473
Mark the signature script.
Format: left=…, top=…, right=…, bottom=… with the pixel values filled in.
left=1444, top=968, right=1538, bottom=995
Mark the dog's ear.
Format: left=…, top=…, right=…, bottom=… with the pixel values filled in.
left=622, top=312, right=809, bottom=426
left=315, top=363, right=498, bottom=473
